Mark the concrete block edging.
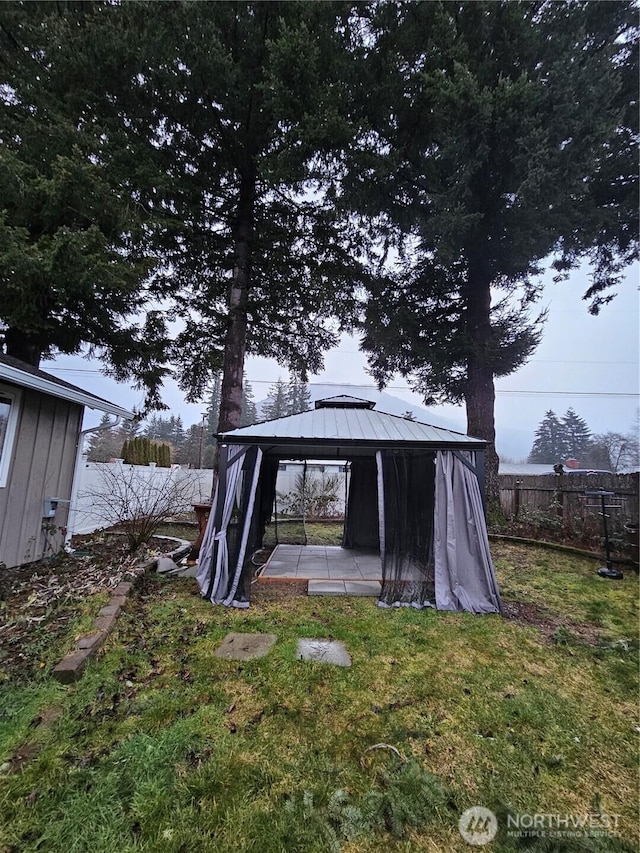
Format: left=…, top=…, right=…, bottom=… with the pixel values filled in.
left=52, top=537, right=190, bottom=684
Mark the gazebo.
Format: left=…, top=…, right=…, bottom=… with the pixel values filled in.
left=196, top=396, right=501, bottom=614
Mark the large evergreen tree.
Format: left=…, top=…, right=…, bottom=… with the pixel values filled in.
left=562, top=408, right=592, bottom=463
left=241, top=378, right=258, bottom=427
left=104, top=2, right=369, bottom=430
left=528, top=411, right=566, bottom=463
left=262, top=378, right=289, bottom=421
left=85, top=414, right=124, bottom=462
left=286, top=375, right=312, bottom=416
left=346, top=1, right=638, bottom=503
left=0, top=3, right=169, bottom=405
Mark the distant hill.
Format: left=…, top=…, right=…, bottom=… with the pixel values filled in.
left=256, top=384, right=531, bottom=459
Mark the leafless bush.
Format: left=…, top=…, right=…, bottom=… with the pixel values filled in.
left=277, top=472, right=342, bottom=519
left=77, top=465, right=202, bottom=553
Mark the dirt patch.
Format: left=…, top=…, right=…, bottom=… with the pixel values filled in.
left=501, top=599, right=602, bottom=645
left=251, top=579, right=309, bottom=603
left=0, top=533, right=166, bottom=683
left=2, top=705, right=63, bottom=775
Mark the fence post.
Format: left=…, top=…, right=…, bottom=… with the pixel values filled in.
left=514, top=479, right=521, bottom=520
left=554, top=472, right=565, bottom=526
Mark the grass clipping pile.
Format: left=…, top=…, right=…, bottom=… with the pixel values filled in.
left=0, top=534, right=162, bottom=683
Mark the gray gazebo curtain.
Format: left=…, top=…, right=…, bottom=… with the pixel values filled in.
left=342, top=458, right=380, bottom=549
left=376, top=448, right=500, bottom=614
left=196, top=444, right=263, bottom=608
left=433, top=451, right=501, bottom=614
left=376, top=449, right=436, bottom=608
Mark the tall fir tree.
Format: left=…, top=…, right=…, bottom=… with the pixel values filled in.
left=528, top=411, right=566, bottom=463
left=286, top=375, right=312, bottom=416
left=85, top=413, right=124, bottom=462
left=562, top=409, right=592, bottom=462
left=346, top=1, right=637, bottom=505
left=263, top=378, right=289, bottom=421
left=241, top=377, right=258, bottom=427
left=0, top=3, right=169, bottom=405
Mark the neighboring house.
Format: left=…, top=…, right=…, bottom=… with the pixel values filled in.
left=0, top=355, right=133, bottom=569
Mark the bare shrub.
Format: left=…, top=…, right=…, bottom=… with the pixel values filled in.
left=277, top=472, right=342, bottom=519
left=77, top=465, right=202, bottom=553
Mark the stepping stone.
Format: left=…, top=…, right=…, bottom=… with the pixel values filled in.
left=345, top=581, right=382, bottom=597
left=297, top=638, right=351, bottom=667
left=308, top=580, right=346, bottom=596
left=173, top=564, right=198, bottom=578
left=214, top=633, right=277, bottom=661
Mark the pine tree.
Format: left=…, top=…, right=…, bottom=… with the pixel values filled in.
left=348, top=1, right=637, bottom=505
left=180, top=424, right=203, bottom=468
left=170, top=416, right=185, bottom=448
left=528, top=411, right=566, bottom=463
left=241, top=376, right=258, bottom=427
left=205, top=375, right=222, bottom=445
left=144, top=415, right=161, bottom=441
left=263, top=378, right=289, bottom=421
left=286, top=375, right=312, bottom=416
left=562, top=409, right=592, bottom=463
left=0, top=4, right=168, bottom=405
left=86, top=413, right=123, bottom=462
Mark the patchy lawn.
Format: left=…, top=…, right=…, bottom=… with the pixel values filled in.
left=0, top=542, right=637, bottom=852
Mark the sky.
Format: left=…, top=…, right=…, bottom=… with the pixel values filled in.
left=48, top=261, right=639, bottom=461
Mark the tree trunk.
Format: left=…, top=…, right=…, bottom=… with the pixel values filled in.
left=217, top=168, right=256, bottom=435
left=464, top=257, right=500, bottom=512
left=3, top=328, right=43, bottom=367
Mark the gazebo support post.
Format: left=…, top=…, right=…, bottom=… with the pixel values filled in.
left=205, top=444, right=229, bottom=601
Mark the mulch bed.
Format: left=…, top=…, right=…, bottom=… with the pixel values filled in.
left=0, top=534, right=175, bottom=682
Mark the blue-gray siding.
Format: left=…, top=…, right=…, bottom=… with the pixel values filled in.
left=0, top=386, right=82, bottom=568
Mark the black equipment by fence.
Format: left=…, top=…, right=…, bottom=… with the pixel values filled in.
left=583, top=490, right=624, bottom=580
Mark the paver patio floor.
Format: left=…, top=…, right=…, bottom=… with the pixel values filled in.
left=260, top=545, right=382, bottom=596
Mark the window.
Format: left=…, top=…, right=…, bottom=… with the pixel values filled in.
left=0, top=385, right=21, bottom=488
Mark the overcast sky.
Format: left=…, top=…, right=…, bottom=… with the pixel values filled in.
left=49, top=261, right=639, bottom=460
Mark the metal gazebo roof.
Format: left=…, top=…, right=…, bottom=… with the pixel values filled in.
left=217, top=397, right=484, bottom=459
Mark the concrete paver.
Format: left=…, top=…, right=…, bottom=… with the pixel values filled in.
left=297, top=638, right=352, bottom=667
left=214, top=633, right=277, bottom=661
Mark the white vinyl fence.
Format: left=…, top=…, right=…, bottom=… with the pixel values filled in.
left=69, top=459, right=348, bottom=537
left=70, top=461, right=215, bottom=536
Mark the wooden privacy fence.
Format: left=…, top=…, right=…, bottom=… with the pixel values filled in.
left=499, top=472, right=639, bottom=551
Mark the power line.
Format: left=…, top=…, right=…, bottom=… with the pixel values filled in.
left=45, top=367, right=638, bottom=398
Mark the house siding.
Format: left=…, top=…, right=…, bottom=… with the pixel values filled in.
left=0, top=386, right=82, bottom=568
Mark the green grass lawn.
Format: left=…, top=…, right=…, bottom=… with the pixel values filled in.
left=0, top=542, right=637, bottom=852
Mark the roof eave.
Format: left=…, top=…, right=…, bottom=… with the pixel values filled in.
left=0, top=362, right=135, bottom=419
left=216, top=434, right=486, bottom=450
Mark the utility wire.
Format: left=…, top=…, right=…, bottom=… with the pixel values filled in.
left=46, top=367, right=638, bottom=398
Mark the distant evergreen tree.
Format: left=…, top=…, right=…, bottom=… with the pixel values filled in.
left=121, top=419, right=140, bottom=440
left=180, top=424, right=203, bottom=468
left=205, top=374, right=222, bottom=444
left=144, top=415, right=162, bottom=441
left=168, top=415, right=185, bottom=448
left=263, top=378, right=289, bottom=420
left=286, top=375, right=312, bottom=415
left=528, top=411, right=566, bottom=463
left=562, top=408, right=592, bottom=463
left=241, top=375, right=258, bottom=426
left=85, top=413, right=123, bottom=461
